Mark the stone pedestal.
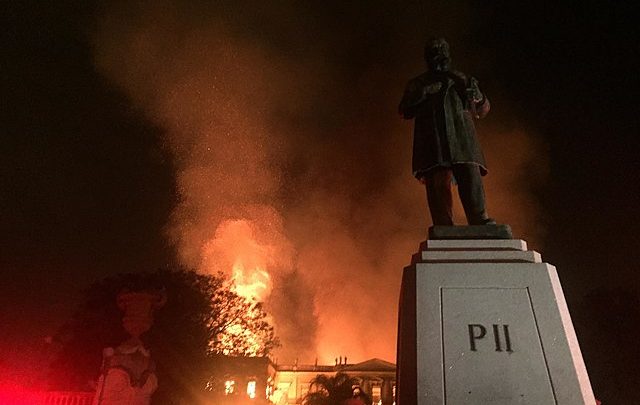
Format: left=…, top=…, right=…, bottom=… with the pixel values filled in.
left=396, top=238, right=596, bottom=405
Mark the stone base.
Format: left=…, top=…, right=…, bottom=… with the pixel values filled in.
left=428, top=224, right=512, bottom=240
left=396, top=238, right=596, bottom=405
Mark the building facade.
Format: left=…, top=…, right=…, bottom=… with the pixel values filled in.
left=271, top=358, right=396, bottom=405
left=216, top=357, right=396, bottom=405
left=34, top=358, right=396, bottom=405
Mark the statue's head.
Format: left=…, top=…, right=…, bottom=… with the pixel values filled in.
left=425, top=38, right=451, bottom=72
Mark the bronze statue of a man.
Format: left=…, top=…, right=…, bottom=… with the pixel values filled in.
left=399, top=38, right=495, bottom=226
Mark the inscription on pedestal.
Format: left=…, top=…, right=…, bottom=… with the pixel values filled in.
left=440, top=287, right=556, bottom=404
left=468, top=324, right=513, bottom=352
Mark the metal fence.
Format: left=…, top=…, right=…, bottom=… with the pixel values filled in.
left=39, top=391, right=94, bottom=405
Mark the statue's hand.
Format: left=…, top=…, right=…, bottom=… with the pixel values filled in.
left=467, top=77, right=484, bottom=103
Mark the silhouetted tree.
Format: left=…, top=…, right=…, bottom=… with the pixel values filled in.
left=48, top=268, right=278, bottom=404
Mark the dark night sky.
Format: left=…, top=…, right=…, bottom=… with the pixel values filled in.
left=1, top=0, right=639, bottom=401
left=1, top=1, right=176, bottom=340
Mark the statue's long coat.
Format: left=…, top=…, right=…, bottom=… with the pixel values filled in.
left=399, top=70, right=489, bottom=178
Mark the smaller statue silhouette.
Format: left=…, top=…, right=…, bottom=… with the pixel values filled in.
left=399, top=38, right=495, bottom=226
left=93, top=290, right=166, bottom=405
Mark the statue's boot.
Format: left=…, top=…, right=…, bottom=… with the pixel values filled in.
left=453, top=164, right=494, bottom=225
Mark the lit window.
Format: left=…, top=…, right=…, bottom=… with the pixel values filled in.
left=393, top=384, right=396, bottom=405
left=225, top=380, right=235, bottom=395
left=372, top=386, right=382, bottom=405
left=247, top=380, right=257, bottom=399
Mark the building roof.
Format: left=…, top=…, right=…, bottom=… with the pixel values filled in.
left=342, top=358, right=396, bottom=372
left=275, top=364, right=337, bottom=372
left=275, top=358, right=396, bottom=373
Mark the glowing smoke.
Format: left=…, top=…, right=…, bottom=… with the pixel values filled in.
left=92, top=0, right=547, bottom=363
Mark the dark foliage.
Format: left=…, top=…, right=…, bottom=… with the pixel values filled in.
left=303, top=372, right=368, bottom=405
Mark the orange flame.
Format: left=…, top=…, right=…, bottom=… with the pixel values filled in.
left=201, top=219, right=275, bottom=302
left=231, top=259, right=271, bottom=302
left=219, top=322, right=263, bottom=357
left=202, top=221, right=274, bottom=356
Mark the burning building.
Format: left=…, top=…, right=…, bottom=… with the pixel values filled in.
left=213, top=356, right=396, bottom=405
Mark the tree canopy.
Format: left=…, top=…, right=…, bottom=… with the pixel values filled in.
left=48, top=268, right=278, bottom=404
left=303, top=372, right=369, bottom=405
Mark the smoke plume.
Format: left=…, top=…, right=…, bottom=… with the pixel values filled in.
left=92, top=0, right=547, bottom=363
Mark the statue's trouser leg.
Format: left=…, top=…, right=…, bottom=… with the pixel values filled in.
left=452, top=164, right=489, bottom=225
left=425, top=168, right=454, bottom=225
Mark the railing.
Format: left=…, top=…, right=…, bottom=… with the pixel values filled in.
left=38, top=391, right=94, bottom=405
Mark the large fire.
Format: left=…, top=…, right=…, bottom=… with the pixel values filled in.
left=231, top=259, right=271, bottom=303
left=201, top=219, right=282, bottom=356
left=201, top=219, right=276, bottom=303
